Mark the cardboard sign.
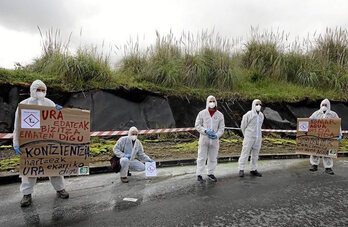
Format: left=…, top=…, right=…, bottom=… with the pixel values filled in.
left=18, top=104, right=90, bottom=177
left=145, top=162, right=157, bottom=177
left=296, top=118, right=341, bottom=158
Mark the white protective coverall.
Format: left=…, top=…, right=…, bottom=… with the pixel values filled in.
left=238, top=99, right=264, bottom=171
left=195, top=96, right=225, bottom=176
left=13, top=80, right=65, bottom=195
left=113, top=126, right=152, bottom=177
left=309, top=99, right=341, bottom=168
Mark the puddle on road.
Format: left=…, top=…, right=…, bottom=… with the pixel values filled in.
left=145, top=175, right=176, bottom=183
left=114, top=198, right=143, bottom=211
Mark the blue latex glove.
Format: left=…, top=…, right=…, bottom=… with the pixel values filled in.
left=210, top=134, right=217, bottom=139
left=55, top=104, right=63, bottom=110
left=206, top=130, right=217, bottom=139
left=14, top=146, right=22, bottom=155
left=124, top=153, right=131, bottom=159
left=338, top=134, right=342, bottom=141
left=206, top=130, right=214, bottom=137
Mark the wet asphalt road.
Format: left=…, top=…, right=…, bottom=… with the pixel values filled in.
left=1, top=158, right=348, bottom=227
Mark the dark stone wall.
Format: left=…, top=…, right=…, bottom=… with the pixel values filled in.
left=63, top=89, right=175, bottom=131
left=0, top=84, right=347, bottom=134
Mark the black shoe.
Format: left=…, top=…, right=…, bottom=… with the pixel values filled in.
left=121, top=177, right=129, bottom=183
left=197, top=175, right=205, bottom=183
left=250, top=170, right=262, bottom=177
left=325, top=168, right=334, bottom=175
left=57, top=189, right=69, bottom=199
left=207, top=174, right=217, bottom=182
left=239, top=170, right=244, bottom=178
left=20, top=194, right=32, bottom=207
left=127, top=171, right=132, bottom=176
left=309, top=165, right=318, bottom=172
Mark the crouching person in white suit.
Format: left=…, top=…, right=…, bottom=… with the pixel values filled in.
left=113, top=126, right=154, bottom=183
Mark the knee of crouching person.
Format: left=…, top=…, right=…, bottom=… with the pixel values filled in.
left=120, top=157, right=129, bottom=166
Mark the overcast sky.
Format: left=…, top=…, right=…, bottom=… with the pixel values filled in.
left=0, top=0, right=347, bottom=69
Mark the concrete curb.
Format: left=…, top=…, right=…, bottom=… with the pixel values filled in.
left=1, top=152, right=347, bottom=185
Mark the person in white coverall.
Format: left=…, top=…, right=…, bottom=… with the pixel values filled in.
left=195, top=95, right=225, bottom=183
left=238, top=99, right=264, bottom=177
left=309, top=99, right=342, bottom=175
left=13, top=80, right=68, bottom=207
left=113, top=126, right=154, bottom=183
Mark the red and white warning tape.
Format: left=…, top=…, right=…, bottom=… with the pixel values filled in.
left=226, top=127, right=348, bottom=134
left=0, top=127, right=196, bottom=139
left=226, top=127, right=296, bottom=133
left=261, top=129, right=296, bottom=133
left=89, top=127, right=196, bottom=137
left=0, top=133, right=13, bottom=139
left=0, top=127, right=346, bottom=139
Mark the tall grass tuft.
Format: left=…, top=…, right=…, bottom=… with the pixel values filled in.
left=288, top=28, right=348, bottom=90
left=241, top=27, right=348, bottom=91
left=120, top=37, right=147, bottom=75
left=242, top=40, right=282, bottom=81
left=121, top=30, right=240, bottom=89
left=27, top=28, right=112, bottom=90
left=242, top=28, right=286, bottom=81
left=142, top=31, right=184, bottom=87
left=314, top=27, right=348, bottom=66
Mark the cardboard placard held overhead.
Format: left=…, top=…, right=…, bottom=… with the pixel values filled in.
left=296, top=118, right=341, bottom=158
left=18, top=104, right=90, bottom=177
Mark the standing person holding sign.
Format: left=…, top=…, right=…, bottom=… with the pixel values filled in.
left=238, top=99, right=264, bottom=178
left=13, top=80, right=69, bottom=207
left=195, top=95, right=225, bottom=183
left=113, top=126, right=154, bottom=183
left=309, top=99, right=342, bottom=175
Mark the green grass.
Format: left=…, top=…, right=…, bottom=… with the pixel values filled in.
left=263, top=137, right=297, bottom=145
left=0, top=157, right=19, bottom=169
left=340, top=139, right=348, bottom=151
left=1, top=67, right=346, bottom=102
left=237, top=78, right=346, bottom=102
left=172, top=141, right=198, bottom=151
left=0, top=68, right=61, bottom=88
left=89, top=138, right=115, bottom=156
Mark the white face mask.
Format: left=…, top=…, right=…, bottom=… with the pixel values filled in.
left=208, top=102, right=216, bottom=109
left=255, top=105, right=261, bottom=111
left=131, top=135, right=137, bottom=141
left=321, top=106, right=328, bottom=112
left=36, top=92, right=45, bottom=99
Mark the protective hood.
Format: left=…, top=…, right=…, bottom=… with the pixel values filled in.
left=320, top=98, right=331, bottom=112
left=128, top=126, right=138, bottom=137
left=206, top=95, right=217, bottom=110
left=251, top=99, right=261, bottom=112
left=30, top=80, right=47, bottom=99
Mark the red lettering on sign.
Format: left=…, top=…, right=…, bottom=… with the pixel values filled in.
left=57, top=111, right=63, bottom=120
left=42, top=110, right=49, bottom=120
left=42, top=110, right=64, bottom=120
left=59, top=134, right=84, bottom=142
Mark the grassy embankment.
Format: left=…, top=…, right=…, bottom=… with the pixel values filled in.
left=1, top=28, right=347, bottom=102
